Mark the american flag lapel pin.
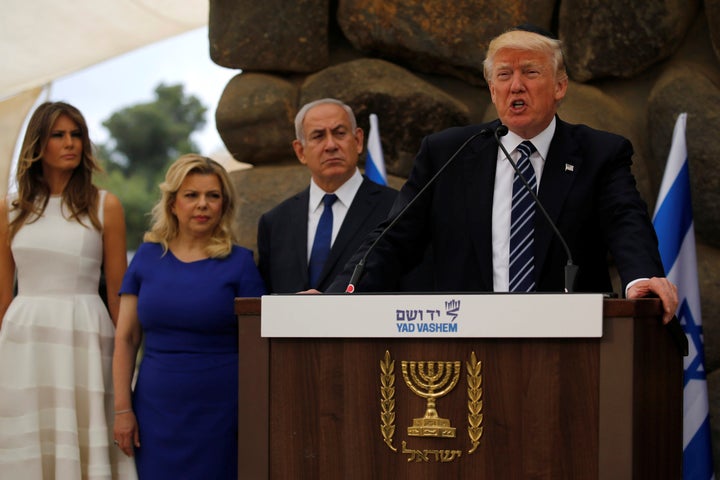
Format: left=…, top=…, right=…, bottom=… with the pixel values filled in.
left=564, top=163, right=574, bottom=172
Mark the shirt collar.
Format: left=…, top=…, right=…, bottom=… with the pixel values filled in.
left=499, top=116, right=556, bottom=161
left=309, top=168, right=362, bottom=210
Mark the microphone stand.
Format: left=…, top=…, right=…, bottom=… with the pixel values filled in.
left=493, top=125, right=578, bottom=293
left=345, top=128, right=492, bottom=293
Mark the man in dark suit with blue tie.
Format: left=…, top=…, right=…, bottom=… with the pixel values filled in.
left=257, top=98, right=398, bottom=293
left=328, top=26, right=678, bottom=324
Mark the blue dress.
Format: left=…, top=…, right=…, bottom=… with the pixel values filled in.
left=120, top=242, right=265, bottom=479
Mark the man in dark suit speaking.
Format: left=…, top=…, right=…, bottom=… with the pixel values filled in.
left=328, top=26, right=678, bottom=324
left=257, top=98, right=398, bottom=293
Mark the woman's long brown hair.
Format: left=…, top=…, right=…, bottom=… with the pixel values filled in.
left=8, top=101, right=102, bottom=242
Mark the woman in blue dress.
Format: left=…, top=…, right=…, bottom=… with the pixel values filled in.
left=112, top=154, right=265, bottom=479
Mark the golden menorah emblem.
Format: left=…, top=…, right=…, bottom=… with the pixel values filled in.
left=401, top=360, right=461, bottom=438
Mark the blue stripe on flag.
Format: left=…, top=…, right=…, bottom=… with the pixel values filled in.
left=365, top=150, right=386, bottom=185
left=653, top=161, right=693, bottom=273
left=684, top=416, right=714, bottom=479
left=365, top=113, right=387, bottom=185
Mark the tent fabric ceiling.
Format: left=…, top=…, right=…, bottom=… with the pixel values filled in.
left=1, top=0, right=209, bottom=100
left=0, top=87, right=44, bottom=192
left=0, top=0, right=209, bottom=195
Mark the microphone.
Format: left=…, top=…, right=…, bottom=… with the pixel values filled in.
left=345, top=127, right=493, bottom=293
left=493, top=125, right=578, bottom=293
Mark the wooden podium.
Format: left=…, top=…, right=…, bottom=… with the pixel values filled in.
left=235, top=295, right=685, bottom=480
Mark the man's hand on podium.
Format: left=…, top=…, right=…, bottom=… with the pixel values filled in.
left=627, top=277, right=679, bottom=325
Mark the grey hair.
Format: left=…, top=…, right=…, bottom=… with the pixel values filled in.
left=294, top=98, right=358, bottom=144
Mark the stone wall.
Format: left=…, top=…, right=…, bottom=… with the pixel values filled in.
left=209, top=0, right=720, bottom=471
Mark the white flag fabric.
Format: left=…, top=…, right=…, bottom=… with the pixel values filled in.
left=653, top=112, right=715, bottom=479
left=365, top=113, right=387, bottom=185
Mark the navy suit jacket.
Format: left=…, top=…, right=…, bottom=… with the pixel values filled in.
left=257, top=177, right=398, bottom=293
left=328, top=117, right=665, bottom=294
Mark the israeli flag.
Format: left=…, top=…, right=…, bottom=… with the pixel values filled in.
left=653, top=112, right=715, bottom=479
left=365, top=113, right=387, bottom=185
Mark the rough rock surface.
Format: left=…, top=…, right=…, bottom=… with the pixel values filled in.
left=209, top=1, right=720, bottom=471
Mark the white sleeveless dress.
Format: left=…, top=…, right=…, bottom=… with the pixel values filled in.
left=0, top=193, right=137, bottom=479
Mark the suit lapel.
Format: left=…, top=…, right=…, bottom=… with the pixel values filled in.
left=465, top=134, right=499, bottom=289
left=319, top=179, right=377, bottom=284
left=293, top=189, right=312, bottom=286
left=534, top=119, right=582, bottom=278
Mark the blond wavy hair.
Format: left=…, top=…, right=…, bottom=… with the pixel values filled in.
left=483, top=28, right=568, bottom=84
left=8, top=101, right=102, bottom=242
left=144, top=154, right=237, bottom=258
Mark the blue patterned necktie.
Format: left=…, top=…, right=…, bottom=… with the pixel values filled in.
left=308, top=193, right=337, bottom=288
left=509, top=141, right=537, bottom=292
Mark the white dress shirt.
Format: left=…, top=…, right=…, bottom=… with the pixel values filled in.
left=492, top=118, right=556, bottom=291
left=307, top=168, right=363, bottom=262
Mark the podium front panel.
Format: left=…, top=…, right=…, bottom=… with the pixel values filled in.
left=236, top=297, right=682, bottom=480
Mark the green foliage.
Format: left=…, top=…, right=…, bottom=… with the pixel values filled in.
left=94, top=82, right=207, bottom=250
left=102, top=83, right=206, bottom=181
left=94, top=166, right=160, bottom=250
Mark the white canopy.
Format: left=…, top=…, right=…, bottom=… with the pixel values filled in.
left=0, top=0, right=209, bottom=194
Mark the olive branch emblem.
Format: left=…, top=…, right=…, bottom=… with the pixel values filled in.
left=380, top=350, right=483, bottom=456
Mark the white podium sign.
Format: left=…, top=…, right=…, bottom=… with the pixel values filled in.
left=261, top=293, right=603, bottom=338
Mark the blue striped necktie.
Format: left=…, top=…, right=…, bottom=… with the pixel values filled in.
left=308, top=193, right=337, bottom=288
left=509, top=141, right=537, bottom=292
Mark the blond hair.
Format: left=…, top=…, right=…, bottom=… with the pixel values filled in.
left=483, top=29, right=568, bottom=84
left=144, top=154, right=237, bottom=258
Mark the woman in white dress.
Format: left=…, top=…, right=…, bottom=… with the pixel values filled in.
left=0, top=101, right=136, bottom=479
